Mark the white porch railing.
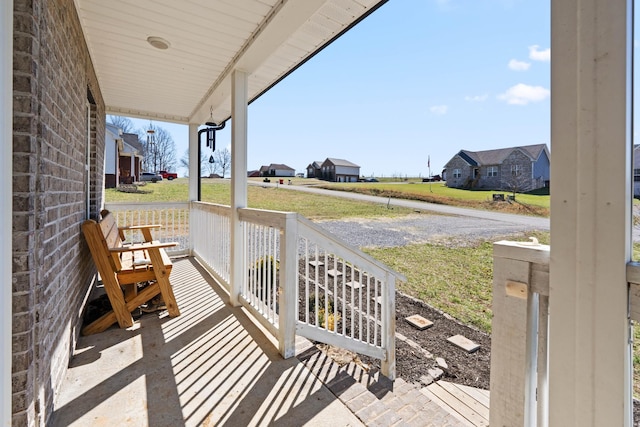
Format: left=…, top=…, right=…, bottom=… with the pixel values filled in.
left=104, top=202, right=190, bottom=256
left=295, top=215, right=399, bottom=378
left=102, top=201, right=400, bottom=379
left=191, top=201, right=231, bottom=286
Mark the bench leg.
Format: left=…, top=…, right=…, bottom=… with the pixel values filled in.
left=82, top=284, right=161, bottom=335
left=147, top=249, right=180, bottom=317
left=102, top=273, right=134, bottom=328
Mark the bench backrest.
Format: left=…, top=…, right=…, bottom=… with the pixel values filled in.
left=82, top=212, right=124, bottom=273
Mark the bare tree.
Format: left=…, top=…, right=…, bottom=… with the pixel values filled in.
left=213, top=147, right=231, bottom=178
left=179, top=149, right=216, bottom=177
left=107, top=115, right=136, bottom=133
left=139, top=124, right=177, bottom=172
left=503, top=165, right=530, bottom=200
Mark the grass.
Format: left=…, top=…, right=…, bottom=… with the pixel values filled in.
left=105, top=178, right=416, bottom=220
left=364, top=231, right=551, bottom=333
left=318, top=181, right=550, bottom=217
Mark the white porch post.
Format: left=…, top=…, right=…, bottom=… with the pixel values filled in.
left=230, top=69, right=248, bottom=306
left=549, top=0, right=632, bottom=426
left=1, top=0, right=12, bottom=424
left=188, top=123, right=199, bottom=255
left=188, top=123, right=199, bottom=201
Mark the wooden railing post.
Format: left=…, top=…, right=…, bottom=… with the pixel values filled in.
left=278, top=212, right=298, bottom=359
left=491, top=240, right=550, bottom=427
left=381, top=273, right=396, bottom=380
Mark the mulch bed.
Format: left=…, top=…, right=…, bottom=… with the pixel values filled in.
left=295, top=255, right=491, bottom=390
left=360, top=291, right=491, bottom=390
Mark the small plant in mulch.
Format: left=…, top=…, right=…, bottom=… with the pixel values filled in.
left=307, top=293, right=341, bottom=331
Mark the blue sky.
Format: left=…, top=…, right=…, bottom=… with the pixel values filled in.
left=127, top=0, right=552, bottom=178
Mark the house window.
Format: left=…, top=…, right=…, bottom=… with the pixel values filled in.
left=487, top=166, right=498, bottom=177
left=511, top=165, right=521, bottom=176
left=453, top=168, right=462, bottom=178
left=634, top=169, right=640, bottom=181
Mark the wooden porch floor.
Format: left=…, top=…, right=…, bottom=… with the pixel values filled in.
left=422, top=381, right=490, bottom=427
left=52, top=257, right=362, bottom=426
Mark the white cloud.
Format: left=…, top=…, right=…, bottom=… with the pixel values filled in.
left=498, top=83, right=550, bottom=105
left=464, top=94, right=489, bottom=102
left=429, top=105, right=448, bottom=115
left=529, top=45, right=550, bottom=62
left=508, top=59, right=531, bottom=71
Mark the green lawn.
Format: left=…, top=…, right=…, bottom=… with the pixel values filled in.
left=318, top=181, right=550, bottom=216
left=105, top=178, right=416, bottom=220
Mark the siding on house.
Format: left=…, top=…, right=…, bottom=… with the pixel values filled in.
left=105, top=123, right=120, bottom=188
left=12, top=1, right=105, bottom=425
left=533, top=149, right=550, bottom=188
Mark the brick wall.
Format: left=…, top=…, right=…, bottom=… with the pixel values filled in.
left=444, top=155, right=472, bottom=188
left=500, top=150, right=534, bottom=192
left=12, top=0, right=104, bottom=425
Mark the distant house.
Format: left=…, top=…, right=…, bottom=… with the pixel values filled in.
left=444, top=144, right=550, bottom=192
left=320, top=158, right=360, bottom=182
left=259, top=163, right=295, bottom=177
left=105, top=123, right=121, bottom=188
left=634, top=145, right=640, bottom=196
left=105, top=123, right=143, bottom=187
left=247, top=170, right=261, bottom=177
left=120, top=132, right=143, bottom=184
left=306, top=161, right=323, bottom=178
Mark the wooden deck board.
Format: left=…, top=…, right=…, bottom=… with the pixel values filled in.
left=437, top=381, right=490, bottom=420
left=420, top=387, right=474, bottom=427
left=423, top=381, right=490, bottom=427
left=450, top=382, right=490, bottom=409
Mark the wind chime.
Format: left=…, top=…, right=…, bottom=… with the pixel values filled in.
left=197, top=107, right=226, bottom=200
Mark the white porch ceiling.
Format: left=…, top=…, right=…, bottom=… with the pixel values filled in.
left=73, top=0, right=387, bottom=125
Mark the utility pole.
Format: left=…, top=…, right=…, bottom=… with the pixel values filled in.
left=428, top=155, right=432, bottom=193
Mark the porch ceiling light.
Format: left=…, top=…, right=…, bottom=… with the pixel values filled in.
left=147, top=36, right=171, bottom=50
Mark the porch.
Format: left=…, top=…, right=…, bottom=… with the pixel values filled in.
left=54, top=202, right=493, bottom=426
left=53, top=256, right=487, bottom=426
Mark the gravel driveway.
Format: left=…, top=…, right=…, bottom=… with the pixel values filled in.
left=317, top=213, right=547, bottom=249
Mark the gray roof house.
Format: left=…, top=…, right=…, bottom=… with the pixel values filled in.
left=444, top=144, right=550, bottom=192
left=306, top=161, right=323, bottom=178
left=320, top=158, right=360, bottom=182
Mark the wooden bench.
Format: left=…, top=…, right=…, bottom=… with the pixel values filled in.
left=81, top=210, right=180, bottom=335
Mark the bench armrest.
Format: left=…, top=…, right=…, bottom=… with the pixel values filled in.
left=109, top=241, right=178, bottom=253
left=119, top=224, right=162, bottom=231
